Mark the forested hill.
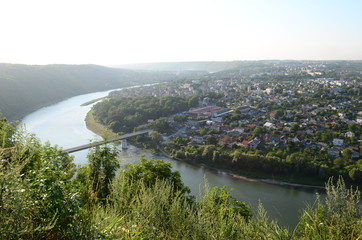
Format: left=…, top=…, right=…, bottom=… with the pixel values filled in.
left=0, top=64, right=184, bottom=120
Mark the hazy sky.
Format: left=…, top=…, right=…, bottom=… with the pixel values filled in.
left=1, top=0, right=361, bottom=65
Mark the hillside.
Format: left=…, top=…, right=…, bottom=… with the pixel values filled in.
left=0, top=64, right=183, bottom=120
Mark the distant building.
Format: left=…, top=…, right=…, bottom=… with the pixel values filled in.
left=187, top=106, right=222, bottom=118
left=333, top=138, right=344, bottom=146
left=249, top=138, right=261, bottom=150
left=264, top=122, right=274, bottom=128
left=345, top=131, right=355, bottom=138
left=213, top=108, right=233, bottom=118
left=327, top=148, right=340, bottom=158
left=218, top=137, right=235, bottom=148
left=265, top=88, right=273, bottom=94
left=356, top=115, right=362, bottom=124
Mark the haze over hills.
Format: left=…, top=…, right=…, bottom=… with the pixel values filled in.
left=0, top=64, right=194, bottom=121
left=114, top=61, right=249, bottom=73
left=114, top=60, right=362, bottom=73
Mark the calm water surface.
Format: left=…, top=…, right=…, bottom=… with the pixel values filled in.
left=23, top=89, right=322, bottom=229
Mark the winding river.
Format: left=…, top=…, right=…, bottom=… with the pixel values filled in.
left=23, top=88, right=322, bottom=229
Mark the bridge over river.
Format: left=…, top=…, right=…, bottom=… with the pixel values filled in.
left=63, top=129, right=152, bottom=153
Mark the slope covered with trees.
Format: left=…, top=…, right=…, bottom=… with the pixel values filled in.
left=0, top=64, right=184, bottom=120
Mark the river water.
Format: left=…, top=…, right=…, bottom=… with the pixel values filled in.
left=22, top=88, right=322, bottom=229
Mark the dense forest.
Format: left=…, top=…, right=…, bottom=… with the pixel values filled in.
left=0, top=64, right=189, bottom=120
left=92, top=95, right=199, bottom=133
left=0, top=114, right=361, bottom=239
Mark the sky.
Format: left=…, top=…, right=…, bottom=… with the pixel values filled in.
left=0, top=0, right=361, bottom=65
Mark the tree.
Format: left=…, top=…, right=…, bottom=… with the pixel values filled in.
left=200, top=186, right=252, bottom=221
left=199, top=128, right=207, bottom=136
left=121, top=157, right=190, bottom=195
left=205, top=136, right=218, bottom=145
left=173, top=114, right=188, bottom=123
left=291, top=123, right=299, bottom=132
left=86, top=143, right=119, bottom=201
left=0, top=114, right=16, bottom=148
left=1, top=131, right=84, bottom=238
left=274, top=109, right=283, bottom=118
left=187, top=95, right=199, bottom=107
left=342, top=148, right=352, bottom=160
left=253, top=126, right=263, bottom=138
left=349, top=168, right=362, bottom=183
left=202, top=145, right=215, bottom=161
left=150, top=131, right=163, bottom=145
left=333, top=157, right=345, bottom=169
left=150, top=117, right=171, bottom=134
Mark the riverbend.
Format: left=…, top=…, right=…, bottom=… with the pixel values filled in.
left=23, top=88, right=323, bottom=229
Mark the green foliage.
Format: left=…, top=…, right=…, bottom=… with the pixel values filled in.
left=0, top=132, right=91, bottom=239
left=199, top=185, right=252, bottom=222
left=150, top=131, right=163, bottom=144
left=85, top=143, right=120, bottom=203
left=171, top=136, right=362, bottom=185
left=94, top=177, right=290, bottom=240
left=172, top=114, right=188, bottom=123
left=120, top=157, right=190, bottom=196
left=0, top=113, right=16, bottom=148
left=92, top=95, right=199, bottom=133
left=150, top=117, right=171, bottom=134
left=295, top=177, right=362, bottom=240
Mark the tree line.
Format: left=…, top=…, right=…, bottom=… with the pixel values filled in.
left=167, top=138, right=362, bottom=186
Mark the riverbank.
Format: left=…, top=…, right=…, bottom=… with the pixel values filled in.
left=165, top=153, right=326, bottom=191
left=85, top=110, right=118, bottom=139
left=85, top=111, right=326, bottom=191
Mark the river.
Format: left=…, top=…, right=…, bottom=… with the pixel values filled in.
left=22, top=88, right=322, bottom=229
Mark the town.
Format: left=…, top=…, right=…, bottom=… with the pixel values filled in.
left=91, top=61, right=362, bottom=186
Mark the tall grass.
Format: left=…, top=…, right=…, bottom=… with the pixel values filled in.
left=91, top=177, right=291, bottom=239
left=294, top=177, right=362, bottom=240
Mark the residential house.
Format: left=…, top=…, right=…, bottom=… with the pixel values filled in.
left=218, top=137, right=235, bottom=148
left=187, top=106, right=222, bottom=118
left=270, top=135, right=280, bottom=146
left=213, top=108, right=233, bottom=118
left=345, top=131, right=355, bottom=138
left=327, top=148, right=340, bottom=158
left=249, top=138, right=261, bottom=150
left=333, top=138, right=344, bottom=146
left=264, top=122, right=274, bottom=128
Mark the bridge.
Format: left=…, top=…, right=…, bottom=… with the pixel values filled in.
left=63, top=129, right=152, bottom=154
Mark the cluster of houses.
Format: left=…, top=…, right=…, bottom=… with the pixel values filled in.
left=111, top=61, right=362, bottom=160
left=167, top=95, right=361, bottom=160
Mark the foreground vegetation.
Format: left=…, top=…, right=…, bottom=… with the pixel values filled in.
left=1, top=115, right=361, bottom=239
